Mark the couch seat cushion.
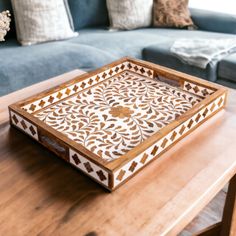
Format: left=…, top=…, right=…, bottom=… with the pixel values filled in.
left=218, top=53, right=236, bottom=83
left=0, top=39, right=116, bottom=96
left=216, top=79, right=236, bottom=89
left=143, top=41, right=218, bottom=81
left=141, top=28, right=236, bottom=82
left=70, top=28, right=236, bottom=72
left=68, top=28, right=168, bottom=58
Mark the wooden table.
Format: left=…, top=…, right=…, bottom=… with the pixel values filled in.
left=0, top=70, right=235, bottom=236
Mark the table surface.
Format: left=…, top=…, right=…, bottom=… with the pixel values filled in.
left=0, top=70, right=236, bottom=236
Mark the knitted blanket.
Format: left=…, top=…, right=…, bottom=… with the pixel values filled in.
left=171, top=38, right=236, bottom=69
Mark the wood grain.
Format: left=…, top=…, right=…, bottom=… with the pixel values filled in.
left=193, top=222, right=221, bottom=236
left=220, top=174, right=236, bottom=236
left=180, top=185, right=227, bottom=235
left=0, top=71, right=235, bottom=235
left=230, top=204, right=236, bottom=236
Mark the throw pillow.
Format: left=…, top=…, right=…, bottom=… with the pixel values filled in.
left=106, top=0, right=153, bottom=30
left=0, top=10, right=11, bottom=41
left=153, top=0, right=194, bottom=28
left=11, top=0, right=78, bottom=46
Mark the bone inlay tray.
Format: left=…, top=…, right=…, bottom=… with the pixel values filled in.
left=9, top=58, right=227, bottom=191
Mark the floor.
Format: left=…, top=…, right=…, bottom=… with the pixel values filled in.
left=179, top=186, right=228, bottom=235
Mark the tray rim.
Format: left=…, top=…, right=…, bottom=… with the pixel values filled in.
left=9, top=57, right=228, bottom=173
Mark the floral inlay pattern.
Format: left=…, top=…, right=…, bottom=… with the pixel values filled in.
left=109, top=106, right=134, bottom=118
left=34, top=71, right=202, bottom=162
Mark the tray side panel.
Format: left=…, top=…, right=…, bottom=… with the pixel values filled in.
left=182, top=81, right=215, bottom=98
left=9, top=109, right=111, bottom=190
left=69, top=149, right=109, bottom=188
left=39, top=128, right=69, bottom=161
left=10, top=110, right=39, bottom=140
left=22, top=62, right=154, bottom=114
left=112, top=93, right=226, bottom=189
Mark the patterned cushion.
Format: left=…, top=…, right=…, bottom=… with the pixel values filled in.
left=153, top=0, right=194, bottom=28
left=11, top=0, right=78, bottom=45
left=107, top=0, right=153, bottom=30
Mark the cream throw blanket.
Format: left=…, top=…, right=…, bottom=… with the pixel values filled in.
left=171, top=38, right=236, bottom=69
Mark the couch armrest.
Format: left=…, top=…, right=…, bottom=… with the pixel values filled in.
left=190, top=8, right=236, bottom=34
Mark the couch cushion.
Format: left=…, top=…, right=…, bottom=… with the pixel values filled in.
left=106, top=0, right=153, bottom=30
left=11, top=0, right=78, bottom=46
left=2, top=27, right=236, bottom=96
left=68, top=28, right=168, bottom=58
left=70, top=28, right=236, bottom=60
left=216, top=78, right=236, bottom=89
left=139, top=28, right=236, bottom=82
left=69, top=27, right=236, bottom=82
left=218, top=53, right=236, bottom=83
left=68, top=0, right=109, bottom=30
left=143, top=42, right=217, bottom=81
left=0, top=39, right=116, bottom=96
left=153, top=0, right=194, bottom=28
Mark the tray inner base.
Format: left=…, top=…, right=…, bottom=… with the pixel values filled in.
left=33, top=71, right=202, bottom=162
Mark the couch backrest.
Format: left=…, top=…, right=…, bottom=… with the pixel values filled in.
left=0, top=0, right=15, bottom=37
left=68, top=0, right=109, bottom=30
left=190, top=8, right=236, bottom=35
left=0, top=0, right=11, bottom=12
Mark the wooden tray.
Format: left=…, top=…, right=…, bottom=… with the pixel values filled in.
left=9, top=57, right=227, bottom=191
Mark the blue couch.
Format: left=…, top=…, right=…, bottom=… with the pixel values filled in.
left=1, top=0, right=236, bottom=96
